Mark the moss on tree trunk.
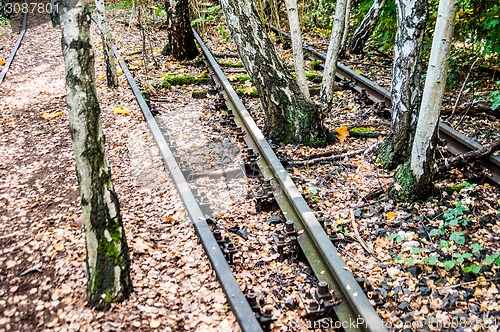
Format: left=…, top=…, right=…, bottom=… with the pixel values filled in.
left=61, top=0, right=132, bottom=309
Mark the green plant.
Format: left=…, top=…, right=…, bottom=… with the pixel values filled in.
left=443, top=201, right=470, bottom=227
left=489, top=80, right=500, bottom=110
left=388, top=200, right=494, bottom=274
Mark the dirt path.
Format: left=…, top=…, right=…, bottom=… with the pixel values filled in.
left=0, top=13, right=236, bottom=331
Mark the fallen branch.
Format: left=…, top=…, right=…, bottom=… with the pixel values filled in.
left=293, top=141, right=381, bottom=166
left=447, top=56, right=481, bottom=121
left=435, top=140, right=500, bottom=173
left=349, top=209, right=374, bottom=255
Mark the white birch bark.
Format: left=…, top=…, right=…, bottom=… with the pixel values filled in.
left=284, top=0, right=309, bottom=98
left=95, top=0, right=119, bottom=87
left=319, top=0, right=348, bottom=111
left=411, top=0, right=458, bottom=179
left=61, top=0, right=131, bottom=308
left=340, top=0, right=352, bottom=52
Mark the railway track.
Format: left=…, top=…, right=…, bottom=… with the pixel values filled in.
left=0, top=10, right=27, bottom=85
left=272, top=28, right=500, bottom=185
left=98, top=15, right=390, bottom=330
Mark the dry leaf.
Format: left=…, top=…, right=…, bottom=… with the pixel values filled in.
left=335, top=125, right=349, bottom=143
left=386, top=211, right=397, bottom=220
left=54, top=243, right=64, bottom=251
left=41, top=111, right=62, bottom=120
left=242, top=85, right=255, bottom=95
left=98, top=73, right=106, bottom=80
left=113, top=107, right=130, bottom=115
left=226, top=73, right=238, bottom=81
left=133, top=238, right=150, bottom=253
left=150, top=320, right=161, bottom=328
left=0, top=59, right=6, bottom=66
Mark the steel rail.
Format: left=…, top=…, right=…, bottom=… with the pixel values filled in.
left=99, top=20, right=262, bottom=332
left=194, top=29, right=388, bottom=332
left=272, top=27, right=500, bottom=185
left=0, top=11, right=27, bottom=85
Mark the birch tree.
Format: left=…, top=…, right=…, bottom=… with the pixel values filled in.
left=395, top=0, right=458, bottom=199
left=348, top=0, right=388, bottom=54
left=378, top=0, right=427, bottom=169
left=219, top=0, right=328, bottom=145
left=284, top=0, right=309, bottom=98
left=340, top=0, right=352, bottom=53
left=95, top=0, right=119, bottom=87
left=162, top=0, right=199, bottom=60
left=318, top=0, right=349, bottom=111
left=60, top=0, right=132, bottom=309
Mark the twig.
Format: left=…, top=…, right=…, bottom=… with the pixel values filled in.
left=437, top=277, right=500, bottom=290
left=447, top=56, right=481, bottom=121
left=434, top=140, right=500, bottom=173
left=0, top=231, right=21, bottom=240
left=293, top=141, right=381, bottom=166
left=349, top=209, right=374, bottom=255
left=20, top=265, right=43, bottom=276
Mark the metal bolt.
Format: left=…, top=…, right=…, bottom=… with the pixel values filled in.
left=285, top=220, right=294, bottom=232
left=318, top=281, right=329, bottom=295
left=262, top=305, right=273, bottom=318
left=308, top=299, right=319, bottom=310
left=226, top=241, right=237, bottom=264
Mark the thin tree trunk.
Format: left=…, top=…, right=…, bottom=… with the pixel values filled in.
left=95, top=0, right=119, bottom=87
left=348, top=0, right=387, bottom=54
left=162, top=0, right=199, bottom=60
left=50, top=0, right=62, bottom=27
left=220, top=0, right=328, bottom=145
left=318, top=0, right=348, bottom=112
left=60, top=0, right=132, bottom=309
left=284, top=0, right=309, bottom=98
left=405, top=0, right=458, bottom=197
left=378, top=0, right=427, bottom=169
left=341, top=0, right=352, bottom=53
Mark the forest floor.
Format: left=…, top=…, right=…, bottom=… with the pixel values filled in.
left=0, top=12, right=236, bottom=332
left=0, top=4, right=499, bottom=332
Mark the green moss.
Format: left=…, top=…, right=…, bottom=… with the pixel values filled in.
left=219, top=61, right=244, bottom=67
left=236, top=87, right=259, bottom=97
left=310, top=59, right=322, bottom=70
left=393, top=163, right=417, bottom=201
left=350, top=127, right=374, bottom=134
left=376, top=140, right=394, bottom=169
left=153, top=74, right=209, bottom=89
left=228, top=73, right=251, bottom=83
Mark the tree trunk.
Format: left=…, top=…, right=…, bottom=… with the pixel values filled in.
left=95, top=0, right=119, bottom=87
left=348, top=0, right=387, bottom=55
left=60, top=0, right=132, bottom=309
left=396, top=0, right=458, bottom=200
left=162, top=0, right=199, bottom=61
left=284, top=0, right=309, bottom=98
left=378, top=0, right=427, bottom=169
left=340, top=0, right=353, bottom=53
left=50, top=0, right=62, bottom=27
left=318, top=0, right=348, bottom=112
left=220, top=0, right=328, bottom=146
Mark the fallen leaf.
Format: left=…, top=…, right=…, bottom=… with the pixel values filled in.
left=98, top=73, right=106, bottom=80
left=242, top=85, right=255, bottom=95
left=133, top=238, right=150, bottom=253
left=41, top=111, right=62, bottom=120
left=54, top=243, right=64, bottom=251
left=113, top=107, right=130, bottom=115
left=150, top=320, right=160, bottom=328
left=335, top=125, right=349, bottom=143
left=6, top=260, right=17, bottom=269
left=0, top=59, right=5, bottom=66
left=386, top=211, right=397, bottom=220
